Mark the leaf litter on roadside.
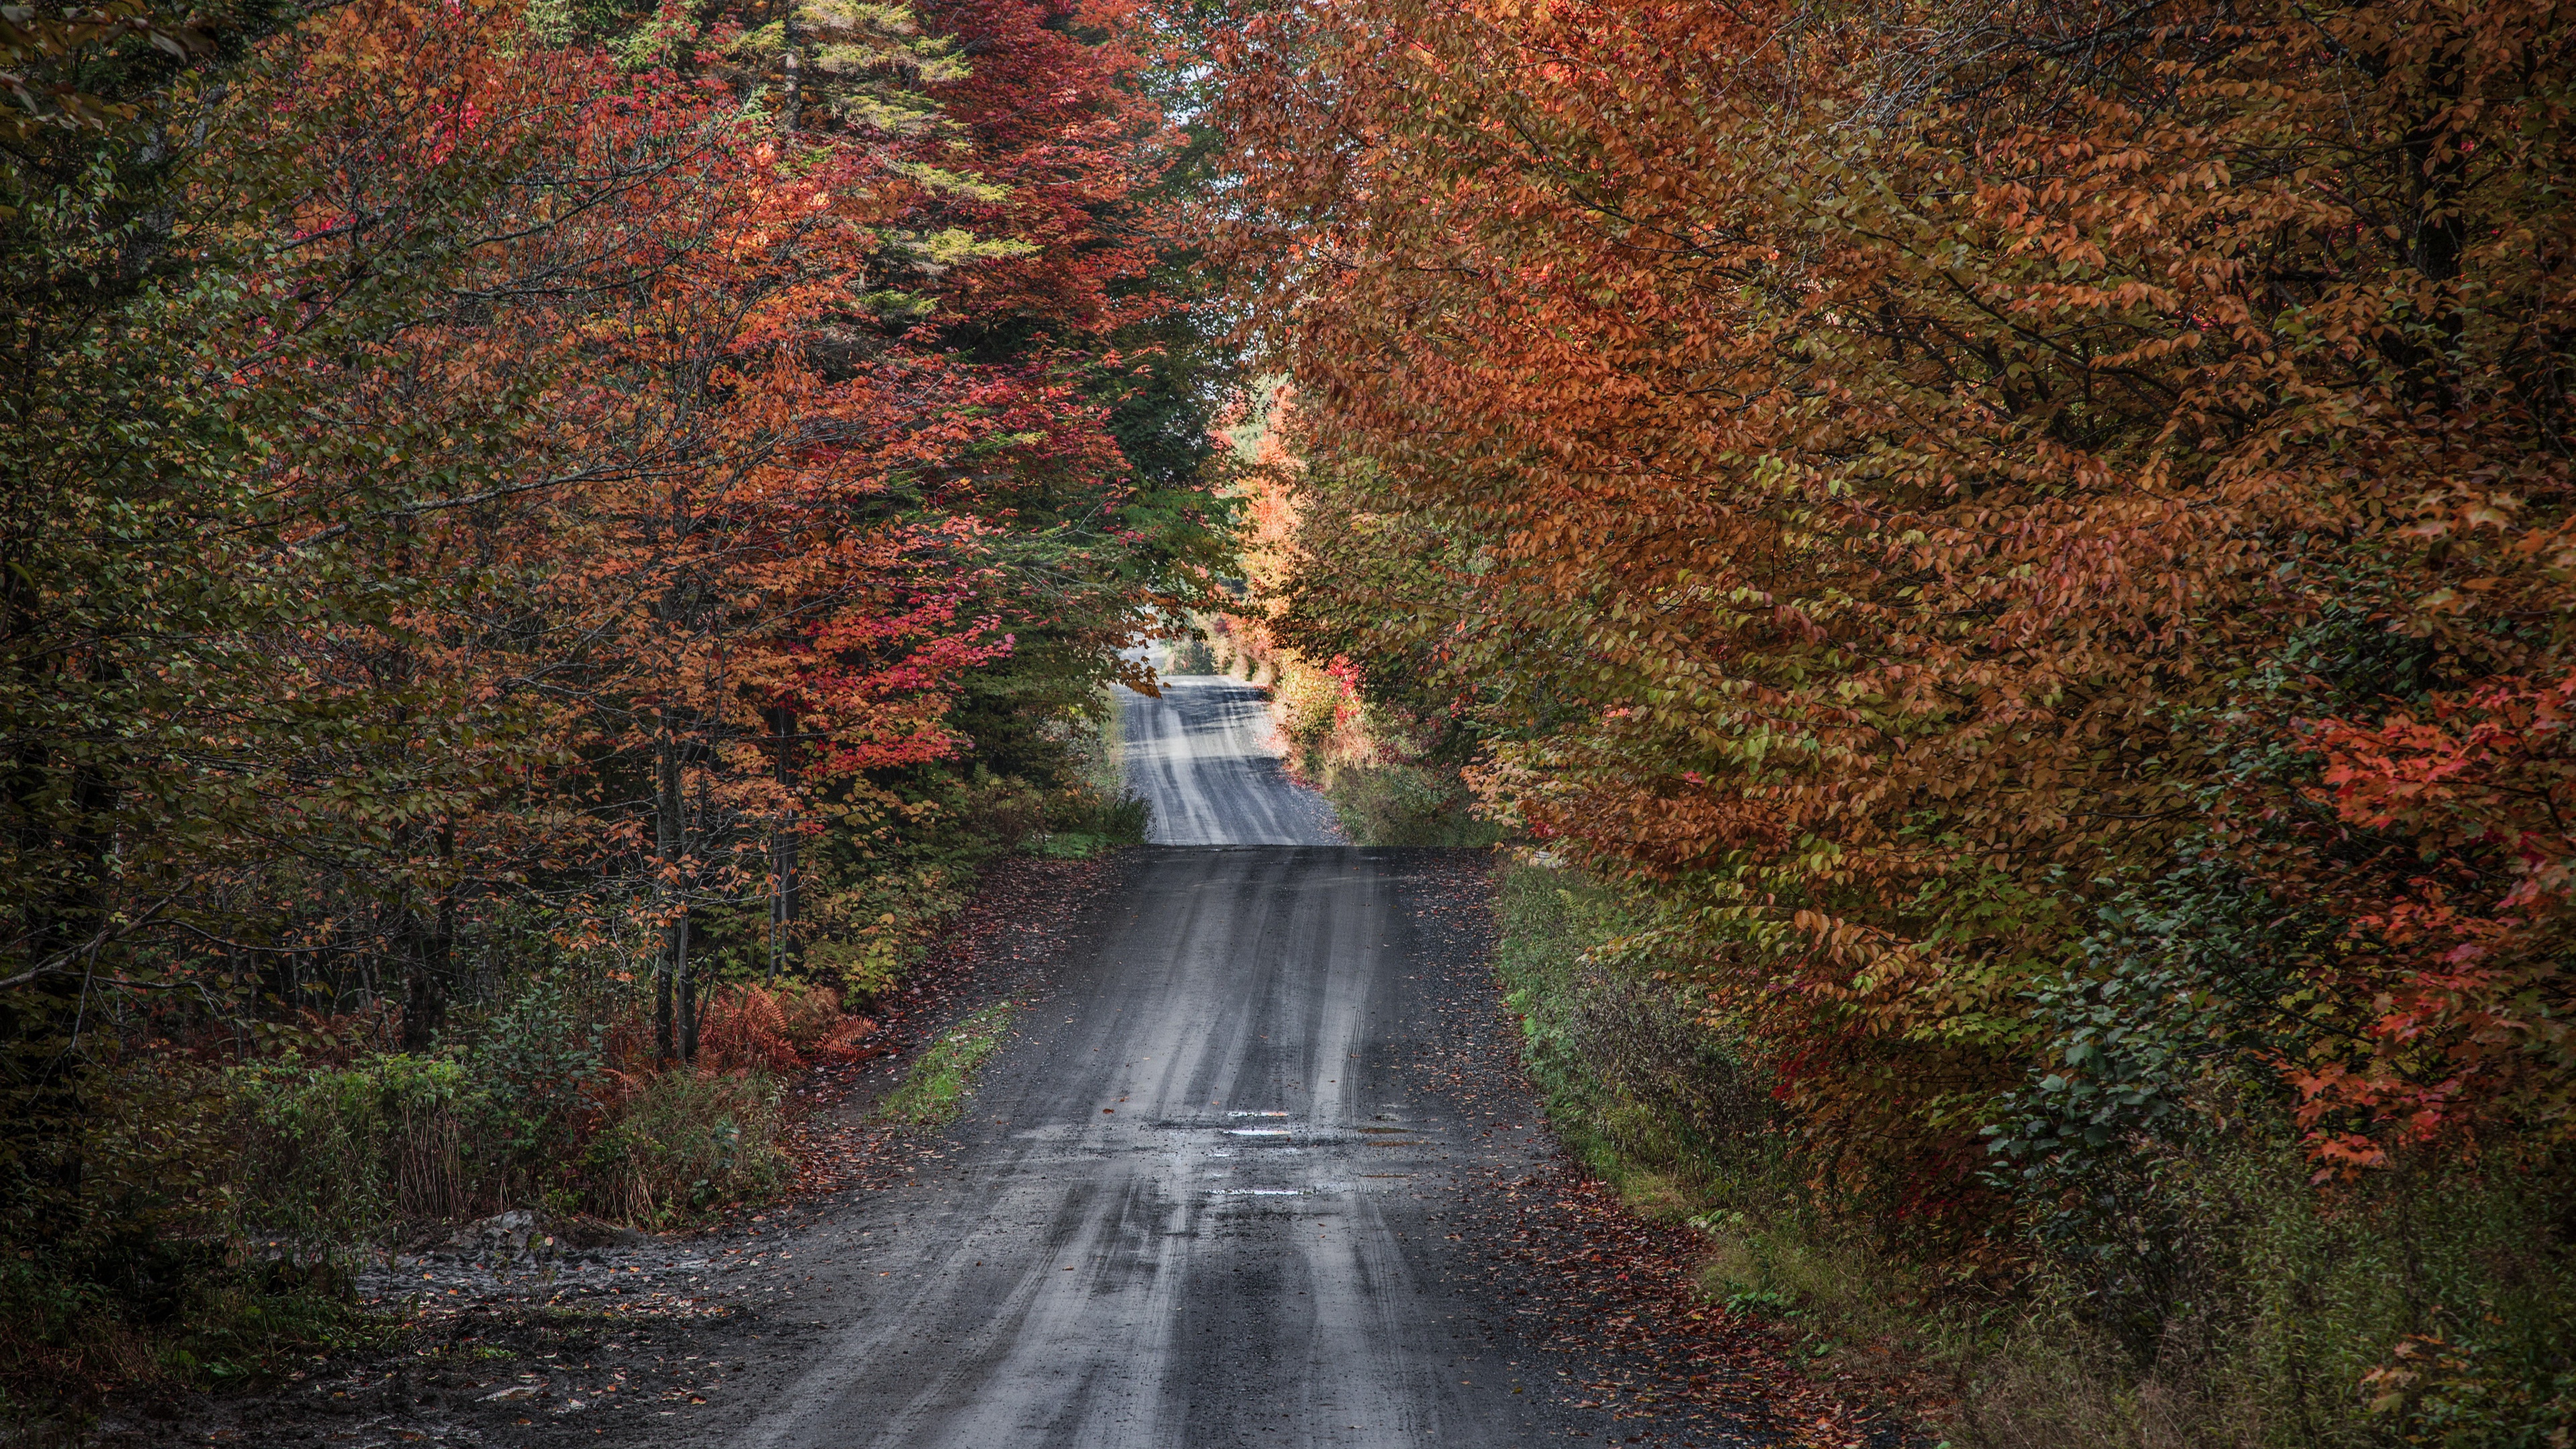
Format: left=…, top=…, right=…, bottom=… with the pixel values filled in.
left=1396, top=850, right=1928, bottom=1449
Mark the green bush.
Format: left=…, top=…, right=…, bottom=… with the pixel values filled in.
left=0, top=1056, right=366, bottom=1410
left=466, top=970, right=609, bottom=1165
left=1322, top=761, right=1499, bottom=847
left=1032, top=790, right=1151, bottom=857
left=803, top=763, right=1099, bottom=1001
left=1495, top=867, right=1763, bottom=1205
left=233, top=1054, right=502, bottom=1240
left=227, top=970, right=796, bottom=1238
left=1165, top=635, right=1219, bottom=673
left=229, top=974, right=616, bottom=1242
left=0, top=1246, right=356, bottom=1417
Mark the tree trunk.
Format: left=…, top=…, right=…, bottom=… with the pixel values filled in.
left=767, top=705, right=799, bottom=979
left=780, top=11, right=802, bottom=133
left=654, top=718, right=684, bottom=1065
left=400, top=818, right=458, bottom=1051
left=674, top=910, right=698, bottom=1063
left=400, top=932, right=445, bottom=1051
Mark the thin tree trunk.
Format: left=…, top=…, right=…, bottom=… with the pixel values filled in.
left=780, top=10, right=802, bottom=133
left=399, top=826, right=454, bottom=1051
left=654, top=718, right=684, bottom=1065
left=674, top=911, right=697, bottom=1063
left=767, top=705, right=798, bottom=979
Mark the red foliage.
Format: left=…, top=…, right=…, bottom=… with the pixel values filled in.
left=1213, top=0, right=2576, bottom=1183
left=2292, top=674, right=2576, bottom=1155
left=695, top=983, right=881, bottom=1075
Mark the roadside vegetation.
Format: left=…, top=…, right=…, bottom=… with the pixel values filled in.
left=0, top=0, right=1195, bottom=1421
left=1189, top=413, right=1501, bottom=848
left=1495, top=863, right=2576, bottom=1448
left=19, top=0, right=2576, bottom=1437
left=1203, top=613, right=1498, bottom=847
left=873, top=1001, right=1022, bottom=1128
left=1210, top=0, right=2576, bottom=1443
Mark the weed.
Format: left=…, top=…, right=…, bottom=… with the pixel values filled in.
left=875, top=1002, right=1020, bottom=1128
left=1321, top=762, right=1499, bottom=846
left=579, top=1069, right=789, bottom=1226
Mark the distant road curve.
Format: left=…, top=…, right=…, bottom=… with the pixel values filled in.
left=1120, top=675, right=1344, bottom=846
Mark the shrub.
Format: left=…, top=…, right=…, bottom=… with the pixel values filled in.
left=1496, top=865, right=1770, bottom=1206
left=225, top=972, right=837, bottom=1240
left=1498, top=859, right=2576, bottom=1449
left=1323, top=761, right=1499, bottom=847
left=578, top=1069, right=788, bottom=1226
left=698, top=981, right=878, bottom=1074
left=468, top=971, right=610, bottom=1168
left=233, top=1054, right=502, bottom=1240
left=1032, top=788, right=1151, bottom=857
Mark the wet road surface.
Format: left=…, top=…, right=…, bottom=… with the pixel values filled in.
left=711, top=849, right=1588, bottom=1449
left=678, top=675, right=1660, bottom=1449
left=117, top=669, right=1833, bottom=1449
left=1120, top=676, right=1342, bottom=845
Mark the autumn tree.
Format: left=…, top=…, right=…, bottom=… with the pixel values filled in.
left=1217, top=0, right=2576, bottom=1203
left=0, top=0, right=1225, bottom=1304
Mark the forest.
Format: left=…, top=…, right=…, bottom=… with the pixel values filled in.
left=3, top=0, right=1224, bottom=1401
left=7, top=0, right=2576, bottom=1442
left=1207, top=0, right=2576, bottom=1442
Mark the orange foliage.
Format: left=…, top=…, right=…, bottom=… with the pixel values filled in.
left=1218, top=0, right=2576, bottom=1193
left=695, top=983, right=879, bottom=1075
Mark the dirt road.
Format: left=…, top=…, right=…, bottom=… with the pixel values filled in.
left=1119, top=676, right=1342, bottom=845
left=666, top=678, right=1682, bottom=1447
left=691, top=847, right=1604, bottom=1448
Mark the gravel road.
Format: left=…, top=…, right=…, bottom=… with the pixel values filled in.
left=1120, top=675, right=1343, bottom=845
left=667, top=677, right=1682, bottom=1447
left=689, top=847, right=1615, bottom=1449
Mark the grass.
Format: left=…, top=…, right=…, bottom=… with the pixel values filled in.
left=873, top=1002, right=1020, bottom=1128
left=576, top=1069, right=790, bottom=1226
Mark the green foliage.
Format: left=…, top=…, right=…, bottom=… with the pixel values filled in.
left=1265, top=455, right=1498, bottom=731
left=466, top=971, right=609, bottom=1163
left=1027, top=690, right=1151, bottom=855
left=780, top=698, right=1144, bottom=998
left=235, top=1055, right=494, bottom=1240
left=1163, top=633, right=1219, bottom=673
left=1953, top=1136, right=2576, bottom=1449
left=1493, top=865, right=1765, bottom=1205
left=1027, top=792, right=1150, bottom=858
left=797, top=769, right=1043, bottom=1000
left=1982, top=853, right=2329, bottom=1167
left=1320, top=761, right=1496, bottom=848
